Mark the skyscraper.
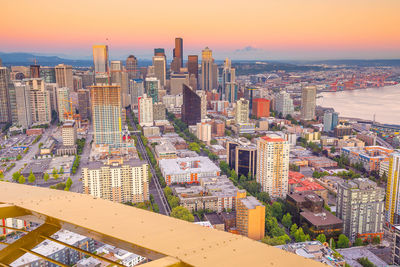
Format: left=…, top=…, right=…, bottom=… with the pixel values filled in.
left=301, top=85, right=317, bottom=120
left=182, top=84, right=201, bottom=126
left=126, top=55, right=138, bottom=80
left=235, top=98, right=249, bottom=124
left=56, top=87, right=71, bottom=122
left=222, top=58, right=237, bottom=102
left=77, top=89, right=90, bottom=120
left=25, top=78, right=52, bottom=124
left=0, top=67, right=11, bottom=123
left=55, top=64, right=73, bottom=90
left=171, top=37, right=183, bottom=73
left=201, top=47, right=215, bottom=91
left=138, top=94, right=153, bottom=127
left=40, top=67, right=56, bottom=83
left=90, top=85, right=122, bottom=148
left=13, top=81, right=32, bottom=129
left=275, top=91, right=294, bottom=117
left=92, top=44, right=109, bottom=75
left=145, top=77, right=160, bottom=103
left=252, top=98, right=270, bottom=118
left=256, top=134, right=290, bottom=198
left=110, top=61, right=129, bottom=107
left=152, top=56, right=166, bottom=88
left=385, top=152, right=400, bottom=225
left=30, top=65, right=40, bottom=78
left=323, top=111, right=339, bottom=132
left=187, top=55, right=198, bottom=79
left=170, top=72, right=189, bottom=95
left=130, top=79, right=144, bottom=109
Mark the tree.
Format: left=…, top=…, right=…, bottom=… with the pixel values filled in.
left=271, top=202, right=283, bottom=220
left=12, top=172, right=20, bottom=182
left=354, top=238, right=364, bottom=247
left=18, top=175, right=25, bottom=184
left=357, top=257, right=376, bottom=267
left=337, top=234, right=350, bottom=248
left=316, top=234, right=326, bottom=243
left=261, top=234, right=290, bottom=246
left=16, top=154, right=22, bottom=160
left=239, top=175, right=247, bottom=183
left=293, top=227, right=309, bottom=242
left=43, top=173, right=50, bottom=182
left=28, top=170, right=36, bottom=183
left=330, top=146, right=336, bottom=154
left=59, top=167, right=64, bottom=175
left=290, top=223, right=298, bottom=236
left=188, top=142, right=201, bottom=153
left=230, top=170, right=238, bottom=181
left=258, top=192, right=271, bottom=204
left=170, top=206, right=194, bottom=222
left=0, top=171, right=4, bottom=180
left=52, top=168, right=58, bottom=179
left=65, top=177, right=73, bottom=190
left=372, top=236, right=380, bottom=245
left=329, top=238, right=336, bottom=249
left=281, top=213, right=292, bottom=229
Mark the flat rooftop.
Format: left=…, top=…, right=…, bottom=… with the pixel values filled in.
left=159, top=156, right=220, bottom=175
left=301, top=210, right=343, bottom=227
left=239, top=196, right=263, bottom=210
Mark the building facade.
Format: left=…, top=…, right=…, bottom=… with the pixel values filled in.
left=182, top=84, right=201, bottom=126
left=236, top=190, right=265, bottom=240
left=25, top=78, right=52, bottom=124
left=386, top=152, right=400, bottom=225
left=235, top=98, right=249, bottom=124
left=55, top=64, right=73, bottom=90
left=300, top=86, right=316, bottom=120
left=138, top=94, right=153, bottom=127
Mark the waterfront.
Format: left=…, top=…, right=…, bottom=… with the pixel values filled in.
left=317, top=84, right=400, bottom=125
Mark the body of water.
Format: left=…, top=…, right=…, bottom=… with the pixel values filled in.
left=317, top=84, right=400, bottom=125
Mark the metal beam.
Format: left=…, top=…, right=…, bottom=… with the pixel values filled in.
left=140, top=257, right=187, bottom=267
left=0, top=226, right=28, bottom=233
left=19, top=248, right=69, bottom=267
left=41, top=235, right=125, bottom=267
left=0, top=204, right=30, bottom=219
left=0, top=223, right=60, bottom=265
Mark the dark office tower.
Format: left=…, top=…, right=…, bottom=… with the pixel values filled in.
left=77, top=89, right=90, bottom=120
left=226, top=140, right=257, bottom=178
left=171, top=38, right=183, bottom=73
left=154, top=48, right=165, bottom=57
left=30, top=65, right=40, bottom=78
left=187, top=55, right=198, bottom=79
left=0, top=67, right=11, bottom=123
left=126, top=55, right=138, bottom=80
left=40, top=67, right=56, bottom=83
left=182, top=84, right=201, bottom=126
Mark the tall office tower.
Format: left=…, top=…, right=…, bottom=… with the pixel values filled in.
left=275, top=91, right=294, bottom=117
left=170, top=72, right=189, bottom=95
left=201, top=47, right=215, bottom=91
left=171, top=37, right=183, bottom=73
left=25, top=78, right=52, bottom=124
left=40, top=67, right=56, bottom=83
left=256, top=134, right=290, bottom=198
left=73, top=75, right=82, bottom=91
left=145, top=77, right=160, bottom=103
left=110, top=61, right=129, bottom=107
left=92, top=44, right=109, bottom=75
left=81, top=71, right=95, bottom=88
left=90, top=85, right=122, bottom=148
left=252, top=98, right=270, bottom=118
left=197, top=90, right=207, bottom=120
left=82, top=159, right=149, bottom=203
left=30, top=65, right=40, bottom=78
left=7, top=81, right=18, bottom=124
left=385, top=152, right=400, bottom=225
left=187, top=55, right=198, bottom=79
left=62, top=120, right=77, bottom=146
left=222, top=58, right=237, bottom=102
left=182, top=84, right=201, bottom=125
left=212, top=63, right=218, bottom=90
left=0, top=67, right=11, bottom=123
left=138, top=94, right=153, bottom=127
left=130, top=79, right=144, bottom=109
left=336, top=178, right=385, bottom=242
left=227, top=140, right=257, bottom=178
left=235, top=98, right=249, bottom=124
left=126, top=55, right=138, bottom=80
left=13, top=81, right=32, bottom=129
left=300, top=85, right=317, bottom=120
left=323, top=111, right=339, bottom=132
left=56, top=87, right=71, bottom=122
left=153, top=102, right=166, bottom=121
left=45, top=83, right=58, bottom=112
left=77, top=89, right=90, bottom=120
left=55, top=64, right=73, bottom=90
left=236, top=190, right=265, bottom=241
left=152, top=56, right=166, bottom=88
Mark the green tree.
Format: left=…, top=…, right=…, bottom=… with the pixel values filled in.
left=18, top=175, right=25, bottom=184
left=188, top=142, right=201, bottom=153
left=281, top=213, right=292, bottom=229
left=59, top=167, right=64, bottom=175
left=258, top=192, right=271, bottom=204
left=230, top=169, right=238, bottom=181
left=372, top=236, right=380, bottom=245
left=43, top=173, right=50, bottom=182
left=16, top=154, right=22, bottom=160
left=65, top=177, right=73, bottom=189
left=261, top=234, right=290, bottom=246
left=271, top=202, right=283, bottom=220
left=330, top=146, right=336, bottom=153
left=28, top=170, right=36, bottom=183
left=354, top=238, right=364, bottom=246
left=316, top=234, right=326, bottom=243
left=329, top=238, right=336, bottom=249
left=357, top=257, right=376, bottom=267
left=290, top=223, right=298, bottom=236
left=337, top=234, right=350, bottom=248
left=239, top=174, right=247, bottom=183
left=52, top=168, right=59, bottom=179
left=170, top=206, right=194, bottom=222
left=12, top=172, right=20, bottom=182
left=0, top=172, right=3, bottom=180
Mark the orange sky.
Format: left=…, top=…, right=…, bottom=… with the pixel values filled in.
left=2, top=0, right=400, bottom=59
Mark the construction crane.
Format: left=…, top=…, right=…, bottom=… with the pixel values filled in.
left=62, top=99, right=81, bottom=124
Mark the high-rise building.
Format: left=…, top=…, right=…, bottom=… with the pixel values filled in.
left=126, top=55, right=138, bottom=80
left=138, top=94, right=153, bottom=127
left=62, top=120, right=77, bottom=146
left=323, top=111, right=339, bottom=132
left=0, top=67, right=11, bottom=123
left=256, top=134, right=290, bottom=198
left=154, top=48, right=165, bottom=57
left=90, top=85, right=122, bottom=148
left=30, top=65, right=40, bottom=78
left=40, top=67, right=56, bottom=83
left=236, top=190, right=265, bottom=240
left=197, top=90, right=207, bottom=120
left=252, top=98, right=270, bottom=118
left=7, top=81, right=17, bottom=125
left=336, top=178, right=385, bottom=242
left=130, top=79, right=144, bottom=109
left=222, top=58, right=237, bottom=102
left=55, top=64, right=73, bottom=90
left=201, top=47, right=215, bottom=91
left=170, top=72, right=189, bottom=95
left=13, top=81, right=32, bottom=129
left=174, top=37, right=183, bottom=69
left=82, top=159, right=149, bottom=203
left=45, top=83, right=58, bottom=113
left=56, top=87, right=71, bottom=122
left=385, top=152, right=400, bottom=225
left=153, top=102, right=166, bottom=121
left=92, top=44, right=109, bottom=75
left=152, top=56, right=166, bottom=88
left=77, top=89, right=90, bottom=120
left=110, top=61, right=129, bottom=107
left=25, top=78, right=52, bottom=124
left=187, top=55, right=198, bottom=79
left=196, top=122, right=212, bottom=143
left=145, top=77, right=160, bottom=103
left=301, top=85, right=317, bottom=120
left=235, top=98, right=249, bottom=124
left=275, top=91, right=294, bottom=117
left=227, top=140, right=257, bottom=178
left=182, top=84, right=201, bottom=126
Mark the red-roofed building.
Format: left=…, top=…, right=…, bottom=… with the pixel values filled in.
left=288, top=171, right=328, bottom=203
left=252, top=98, right=270, bottom=118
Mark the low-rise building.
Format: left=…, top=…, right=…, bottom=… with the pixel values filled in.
left=303, top=156, right=338, bottom=169
left=288, top=171, right=328, bottom=203
left=341, top=146, right=393, bottom=172
left=154, top=142, right=177, bottom=161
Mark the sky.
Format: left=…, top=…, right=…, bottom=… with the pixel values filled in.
left=1, top=0, right=400, bottom=60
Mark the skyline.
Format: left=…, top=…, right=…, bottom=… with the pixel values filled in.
left=2, top=0, right=400, bottom=60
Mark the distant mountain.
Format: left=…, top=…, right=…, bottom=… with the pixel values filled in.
left=0, top=52, right=152, bottom=67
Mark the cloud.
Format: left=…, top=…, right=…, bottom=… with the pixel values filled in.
left=234, top=46, right=263, bottom=53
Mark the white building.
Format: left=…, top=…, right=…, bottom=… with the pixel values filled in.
left=301, top=85, right=316, bottom=120
left=196, top=122, right=212, bottom=143
left=138, top=94, right=153, bottom=127
left=275, top=91, right=294, bottom=117
left=235, top=98, right=249, bottom=124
